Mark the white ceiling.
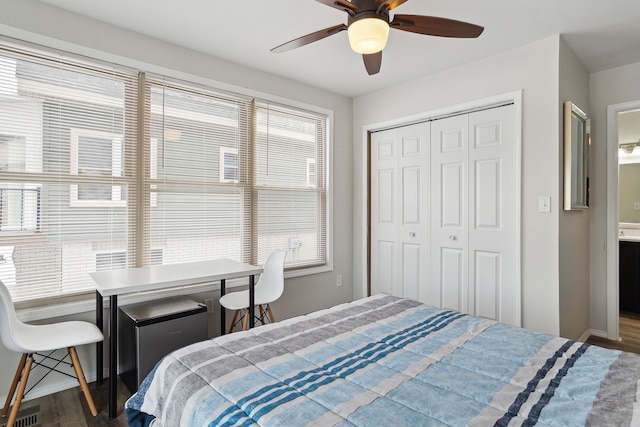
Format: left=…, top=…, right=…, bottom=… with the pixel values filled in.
left=35, top=0, right=640, bottom=98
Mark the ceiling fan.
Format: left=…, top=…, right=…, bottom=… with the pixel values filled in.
left=271, top=0, right=484, bottom=75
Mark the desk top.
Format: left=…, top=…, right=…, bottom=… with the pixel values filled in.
left=90, top=258, right=263, bottom=297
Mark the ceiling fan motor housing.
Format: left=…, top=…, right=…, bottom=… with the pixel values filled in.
left=347, top=0, right=391, bottom=26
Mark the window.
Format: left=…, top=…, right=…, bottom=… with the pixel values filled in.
left=0, top=44, right=138, bottom=302
left=96, top=249, right=163, bottom=271
left=253, top=102, right=326, bottom=267
left=306, top=157, right=316, bottom=188
left=70, top=129, right=125, bottom=206
left=0, top=42, right=329, bottom=303
left=219, top=147, right=238, bottom=183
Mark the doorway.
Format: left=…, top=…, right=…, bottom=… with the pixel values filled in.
left=606, top=100, right=640, bottom=340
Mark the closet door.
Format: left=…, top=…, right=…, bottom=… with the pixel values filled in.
left=468, top=105, right=517, bottom=324
left=371, top=124, right=430, bottom=301
left=430, top=114, right=470, bottom=312
left=430, top=105, right=517, bottom=325
left=371, top=128, right=399, bottom=297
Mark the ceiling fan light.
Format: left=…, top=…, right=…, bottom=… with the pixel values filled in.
left=348, top=17, right=389, bottom=54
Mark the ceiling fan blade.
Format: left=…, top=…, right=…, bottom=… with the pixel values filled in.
left=363, top=51, right=382, bottom=75
left=376, top=0, right=408, bottom=11
left=316, top=0, right=359, bottom=13
left=271, top=24, right=348, bottom=53
left=391, top=15, right=484, bottom=38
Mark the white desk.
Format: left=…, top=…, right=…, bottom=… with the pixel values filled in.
left=90, top=258, right=262, bottom=419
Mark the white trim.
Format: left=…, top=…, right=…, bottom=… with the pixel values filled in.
left=605, top=100, right=640, bottom=340
left=359, top=90, right=523, bottom=325
left=585, top=328, right=610, bottom=340
left=69, top=128, right=126, bottom=207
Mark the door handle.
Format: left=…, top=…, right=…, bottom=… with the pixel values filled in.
left=448, top=235, right=456, bottom=241
left=409, top=232, right=416, bottom=237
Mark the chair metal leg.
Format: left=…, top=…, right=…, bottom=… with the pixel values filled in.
left=69, top=347, right=98, bottom=416
left=242, top=309, right=250, bottom=331
left=2, top=353, right=27, bottom=418
left=7, top=354, right=33, bottom=427
left=266, top=305, right=276, bottom=323
left=229, top=310, right=240, bottom=334
left=258, top=305, right=267, bottom=324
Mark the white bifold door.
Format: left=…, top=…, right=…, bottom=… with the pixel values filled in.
left=370, top=123, right=430, bottom=302
left=371, top=104, right=519, bottom=326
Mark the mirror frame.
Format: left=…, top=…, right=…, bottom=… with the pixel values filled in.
left=564, top=101, right=590, bottom=210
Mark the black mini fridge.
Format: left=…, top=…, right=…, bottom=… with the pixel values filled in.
left=118, top=296, right=208, bottom=392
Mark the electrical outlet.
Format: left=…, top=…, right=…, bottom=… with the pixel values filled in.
left=336, top=274, right=342, bottom=287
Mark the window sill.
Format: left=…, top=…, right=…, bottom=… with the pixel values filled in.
left=16, top=264, right=332, bottom=322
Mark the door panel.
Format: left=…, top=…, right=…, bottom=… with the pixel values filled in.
left=475, top=159, right=500, bottom=229
left=402, top=243, right=421, bottom=300
left=441, top=163, right=464, bottom=227
left=376, top=240, right=395, bottom=295
left=474, top=250, right=500, bottom=319
left=441, top=247, right=464, bottom=311
left=469, top=105, right=517, bottom=324
left=371, top=124, right=429, bottom=301
left=431, top=114, right=468, bottom=309
left=398, top=124, right=430, bottom=302
left=371, top=129, right=398, bottom=296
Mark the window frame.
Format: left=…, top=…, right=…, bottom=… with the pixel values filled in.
left=69, top=128, right=127, bottom=208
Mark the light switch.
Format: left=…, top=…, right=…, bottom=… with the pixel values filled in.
left=538, top=196, right=551, bottom=213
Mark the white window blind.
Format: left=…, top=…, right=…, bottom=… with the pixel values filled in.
left=0, top=44, right=138, bottom=302
left=0, top=40, right=329, bottom=303
left=254, top=102, right=327, bottom=268
left=143, top=76, right=252, bottom=266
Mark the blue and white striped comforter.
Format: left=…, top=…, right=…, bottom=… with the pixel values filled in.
left=125, top=295, right=640, bottom=426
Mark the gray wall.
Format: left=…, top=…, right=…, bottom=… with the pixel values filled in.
left=558, top=37, right=590, bottom=341
left=0, top=0, right=353, bottom=402
left=353, top=35, right=564, bottom=336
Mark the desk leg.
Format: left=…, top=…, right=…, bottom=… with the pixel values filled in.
left=249, top=275, right=255, bottom=329
left=108, top=295, right=118, bottom=420
left=96, top=291, right=103, bottom=385
left=220, top=279, right=226, bottom=336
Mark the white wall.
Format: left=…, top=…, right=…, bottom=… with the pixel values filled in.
left=589, top=61, right=640, bottom=334
left=353, top=36, right=563, bottom=335
left=0, top=0, right=354, bottom=401
left=558, top=37, right=590, bottom=340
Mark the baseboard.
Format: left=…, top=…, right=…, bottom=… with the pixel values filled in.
left=580, top=328, right=610, bottom=342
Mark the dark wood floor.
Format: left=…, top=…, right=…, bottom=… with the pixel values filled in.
left=2, top=377, right=131, bottom=427
left=586, top=311, right=640, bottom=354
left=6, top=314, right=640, bottom=427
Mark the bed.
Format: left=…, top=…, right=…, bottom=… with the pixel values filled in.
left=125, top=294, right=640, bottom=426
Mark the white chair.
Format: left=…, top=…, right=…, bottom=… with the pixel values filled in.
left=0, top=279, right=104, bottom=425
left=220, top=250, right=286, bottom=333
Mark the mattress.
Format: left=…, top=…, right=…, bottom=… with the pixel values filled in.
left=125, top=294, right=640, bottom=426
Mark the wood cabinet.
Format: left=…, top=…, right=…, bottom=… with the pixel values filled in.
left=620, top=241, right=640, bottom=313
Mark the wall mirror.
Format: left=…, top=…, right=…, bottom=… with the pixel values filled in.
left=564, top=101, right=590, bottom=210
left=618, top=110, right=640, bottom=225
